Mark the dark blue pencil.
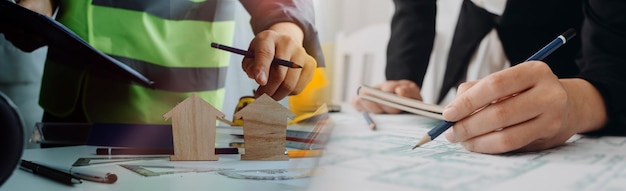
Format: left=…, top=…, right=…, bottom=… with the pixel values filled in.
left=361, top=111, right=377, bottom=130
left=210, top=42, right=302, bottom=68
left=412, top=28, right=577, bottom=149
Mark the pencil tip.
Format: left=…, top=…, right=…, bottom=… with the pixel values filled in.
left=411, top=134, right=432, bottom=150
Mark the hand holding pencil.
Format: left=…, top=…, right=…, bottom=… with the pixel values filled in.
left=232, top=22, right=317, bottom=101
left=425, top=29, right=596, bottom=154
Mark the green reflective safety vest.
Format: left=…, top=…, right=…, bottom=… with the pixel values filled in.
left=40, top=0, right=236, bottom=124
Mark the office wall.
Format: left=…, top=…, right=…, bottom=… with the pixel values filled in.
left=314, top=0, right=394, bottom=104
left=315, top=0, right=393, bottom=43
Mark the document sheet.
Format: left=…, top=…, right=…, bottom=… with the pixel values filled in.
left=308, top=110, right=626, bottom=191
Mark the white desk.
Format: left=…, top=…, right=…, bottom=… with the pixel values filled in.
left=1, top=127, right=320, bottom=191
left=5, top=110, right=626, bottom=191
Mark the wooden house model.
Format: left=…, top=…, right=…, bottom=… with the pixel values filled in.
left=163, top=94, right=223, bottom=161
left=234, top=94, right=294, bottom=160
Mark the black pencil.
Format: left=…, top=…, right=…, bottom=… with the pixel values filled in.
left=20, top=160, right=82, bottom=185
left=211, top=42, right=302, bottom=68
left=412, top=29, right=577, bottom=149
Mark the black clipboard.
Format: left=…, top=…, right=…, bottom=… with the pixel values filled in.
left=0, top=1, right=154, bottom=87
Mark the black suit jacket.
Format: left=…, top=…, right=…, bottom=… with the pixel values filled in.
left=386, top=0, right=626, bottom=135
left=386, top=0, right=583, bottom=102
left=578, top=0, right=626, bottom=135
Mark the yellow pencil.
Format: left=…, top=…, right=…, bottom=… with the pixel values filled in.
left=287, top=150, right=323, bottom=158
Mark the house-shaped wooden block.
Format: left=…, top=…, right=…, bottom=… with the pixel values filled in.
left=163, top=94, right=222, bottom=161
left=234, top=94, right=294, bottom=160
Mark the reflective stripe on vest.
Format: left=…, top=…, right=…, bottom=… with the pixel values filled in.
left=92, top=0, right=236, bottom=22
left=41, top=0, right=236, bottom=123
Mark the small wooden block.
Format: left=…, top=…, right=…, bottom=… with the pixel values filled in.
left=234, top=94, right=294, bottom=161
left=164, top=94, right=222, bottom=161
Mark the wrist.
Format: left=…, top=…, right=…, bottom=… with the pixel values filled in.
left=268, top=22, right=304, bottom=46
left=561, top=78, right=607, bottom=134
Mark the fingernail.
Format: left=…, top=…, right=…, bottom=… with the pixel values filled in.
left=256, top=71, right=267, bottom=85
left=443, top=107, right=458, bottom=121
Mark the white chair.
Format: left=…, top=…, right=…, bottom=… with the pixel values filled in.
left=331, top=23, right=390, bottom=103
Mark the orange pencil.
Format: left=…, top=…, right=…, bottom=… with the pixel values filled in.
left=287, top=150, right=323, bottom=158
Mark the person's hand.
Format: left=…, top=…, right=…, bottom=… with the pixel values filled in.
left=442, top=61, right=607, bottom=154
left=0, top=0, right=56, bottom=52
left=352, top=80, right=422, bottom=114
left=242, top=22, right=316, bottom=101
left=17, top=0, right=56, bottom=16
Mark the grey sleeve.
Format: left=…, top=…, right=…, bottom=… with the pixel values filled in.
left=239, top=0, right=324, bottom=67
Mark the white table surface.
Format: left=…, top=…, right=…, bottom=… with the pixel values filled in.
left=1, top=126, right=320, bottom=191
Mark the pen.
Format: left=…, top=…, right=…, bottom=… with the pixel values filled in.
left=70, top=167, right=118, bottom=184
left=96, top=147, right=239, bottom=155
left=20, top=160, right=82, bottom=185
left=210, top=42, right=303, bottom=68
left=361, top=111, right=377, bottom=130
left=412, top=28, right=577, bottom=149
left=31, top=160, right=118, bottom=184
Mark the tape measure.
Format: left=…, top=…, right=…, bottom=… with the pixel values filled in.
left=232, top=96, right=256, bottom=126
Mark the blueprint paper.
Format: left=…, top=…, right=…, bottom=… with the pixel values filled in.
left=307, top=110, right=626, bottom=191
